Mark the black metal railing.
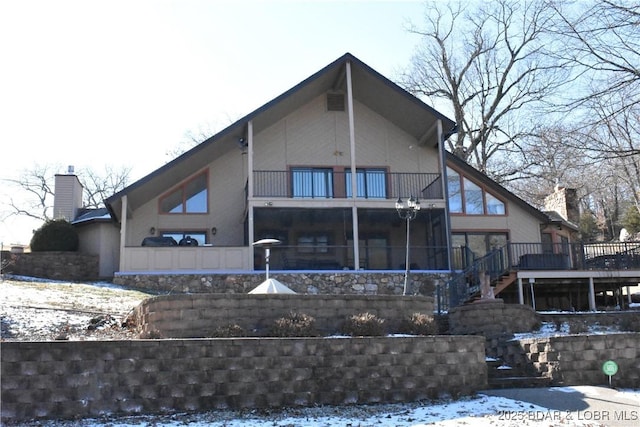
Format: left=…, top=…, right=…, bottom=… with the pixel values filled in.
left=253, top=170, right=443, bottom=199
left=508, top=242, right=640, bottom=271
left=441, top=246, right=511, bottom=313
left=440, top=241, right=640, bottom=312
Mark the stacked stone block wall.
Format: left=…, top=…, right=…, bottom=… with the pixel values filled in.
left=517, top=333, right=640, bottom=387
left=1, top=336, right=487, bottom=423
left=8, top=252, right=99, bottom=281
left=448, top=301, right=540, bottom=336
left=133, top=294, right=434, bottom=338
left=113, top=272, right=449, bottom=296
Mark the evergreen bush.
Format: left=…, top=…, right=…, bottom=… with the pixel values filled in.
left=30, top=219, right=79, bottom=252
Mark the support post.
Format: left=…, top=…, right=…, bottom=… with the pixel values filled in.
left=588, top=277, right=596, bottom=311
left=517, top=277, right=524, bottom=305
left=529, top=278, right=536, bottom=311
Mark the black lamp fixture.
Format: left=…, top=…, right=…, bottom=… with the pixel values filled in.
left=237, top=137, right=248, bottom=150
left=395, top=195, right=421, bottom=296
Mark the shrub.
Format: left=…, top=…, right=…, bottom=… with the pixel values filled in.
left=269, top=312, right=317, bottom=337
left=30, top=219, right=79, bottom=252
left=399, top=312, right=438, bottom=335
left=343, top=312, right=386, bottom=336
left=212, top=323, right=247, bottom=338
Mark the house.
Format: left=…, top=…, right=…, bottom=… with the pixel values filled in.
left=55, top=53, right=639, bottom=309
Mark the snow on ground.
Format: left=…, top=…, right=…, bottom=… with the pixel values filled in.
left=1, top=275, right=152, bottom=340
left=2, top=275, right=639, bottom=426
left=11, top=388, right=640, bottom=427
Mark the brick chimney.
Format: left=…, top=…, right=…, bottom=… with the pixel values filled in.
left=544, top=185, right=579, bottom=225
left=53, top=166, right=83, bottom=221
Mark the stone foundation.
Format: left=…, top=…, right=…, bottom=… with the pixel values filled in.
left=113, top=271, right=450, bottom=296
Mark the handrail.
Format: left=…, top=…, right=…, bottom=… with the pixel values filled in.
left=253, top=170, right=443, bottom=199
left=440, top=245, right=512, bottom=312
left=439, top=241, right=640, bottom=312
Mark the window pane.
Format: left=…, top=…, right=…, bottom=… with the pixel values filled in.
left=447, top=168, right=462, bottom=213
left=292, top=168, right=333, bottom=198
left=292, top=170, right=311, bottom=198
left=184, top=175, right=208, bottom=213
left=365, top=170, right=386, bottom=198
left=486, top=193, right=505, bottom=215
left=162, top=232, right=206, bottom=245
left=464, top=178, right=484, bottom=214
left=347, top=169, right=386, bottom=198
left=160, top=189, right=183, bottom=213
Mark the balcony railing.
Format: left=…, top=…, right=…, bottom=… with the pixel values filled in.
left=442, top=241, right=640, bottom=312
left=253, top=171, right=443, bottom=199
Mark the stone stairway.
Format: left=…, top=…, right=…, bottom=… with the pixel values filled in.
left=486, top=356, right=553, bottom=389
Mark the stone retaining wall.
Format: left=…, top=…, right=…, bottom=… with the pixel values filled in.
left=516, top=333, right=640, bottom=387
left=1, top=336, right=487, bottom=423
left=448, top=301, right=540, bottom=336
left=133, top=294, right=435, bottom=338
left=8, top=251, right=99, bottom=281
left=113, top=272, right=450, bottom=297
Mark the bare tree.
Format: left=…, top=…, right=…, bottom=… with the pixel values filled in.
left=79, top=165, right=132, bottom=209
left=550, top=0, right=640, bottom=111
left=1, top=164, right=131, bottom=222
left=3, top=164, right=58, bottom=221
left=400, top=0, right=571, bottom=177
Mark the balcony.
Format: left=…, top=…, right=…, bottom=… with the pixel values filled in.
left=253, top=170, right=443, bottom=200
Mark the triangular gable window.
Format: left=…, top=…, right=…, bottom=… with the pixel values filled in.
left=159, top=172, right=208, bottom=214
left=446, top=167, right=505, bottom=215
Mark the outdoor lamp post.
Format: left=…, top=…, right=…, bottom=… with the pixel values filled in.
left=252, top=238, right=281, bottom=280
left=396, top=196, right=420, bottom=295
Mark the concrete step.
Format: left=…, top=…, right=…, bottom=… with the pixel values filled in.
left=486, top=357, right=551, bottom=389
left=488, top=375, right=553, bottom=389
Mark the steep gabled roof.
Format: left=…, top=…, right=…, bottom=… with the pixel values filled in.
left=105, top=53, right=456, bottom=222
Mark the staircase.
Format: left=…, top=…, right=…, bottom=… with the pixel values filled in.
left=486, top=356, right=552, bottom=389
left=465, top=270, right=517, bottom=304
left=493, top=271, right=517, bottom=295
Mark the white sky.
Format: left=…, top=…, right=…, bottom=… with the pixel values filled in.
left=0, top=0, right=428, bottom=245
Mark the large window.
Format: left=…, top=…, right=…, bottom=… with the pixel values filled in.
left=297, top=233, right=330, bottom=253
left=452, top=232, right=508, bottom=259
left=161, top=231, right=207, bottom=246
left=160, top=172, right=208, bottom=214
left=446, top=167, right=505, bottom=215
left=447, top=168, right=463, bottom=213
left=291, top=168, right=333, bottom=198
left=345, top=168, right=387, bottom=198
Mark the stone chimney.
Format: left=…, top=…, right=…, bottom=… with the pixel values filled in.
left=544, top=185, right=579, bottom=225
left=53, top=166, right=83, bottom=221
